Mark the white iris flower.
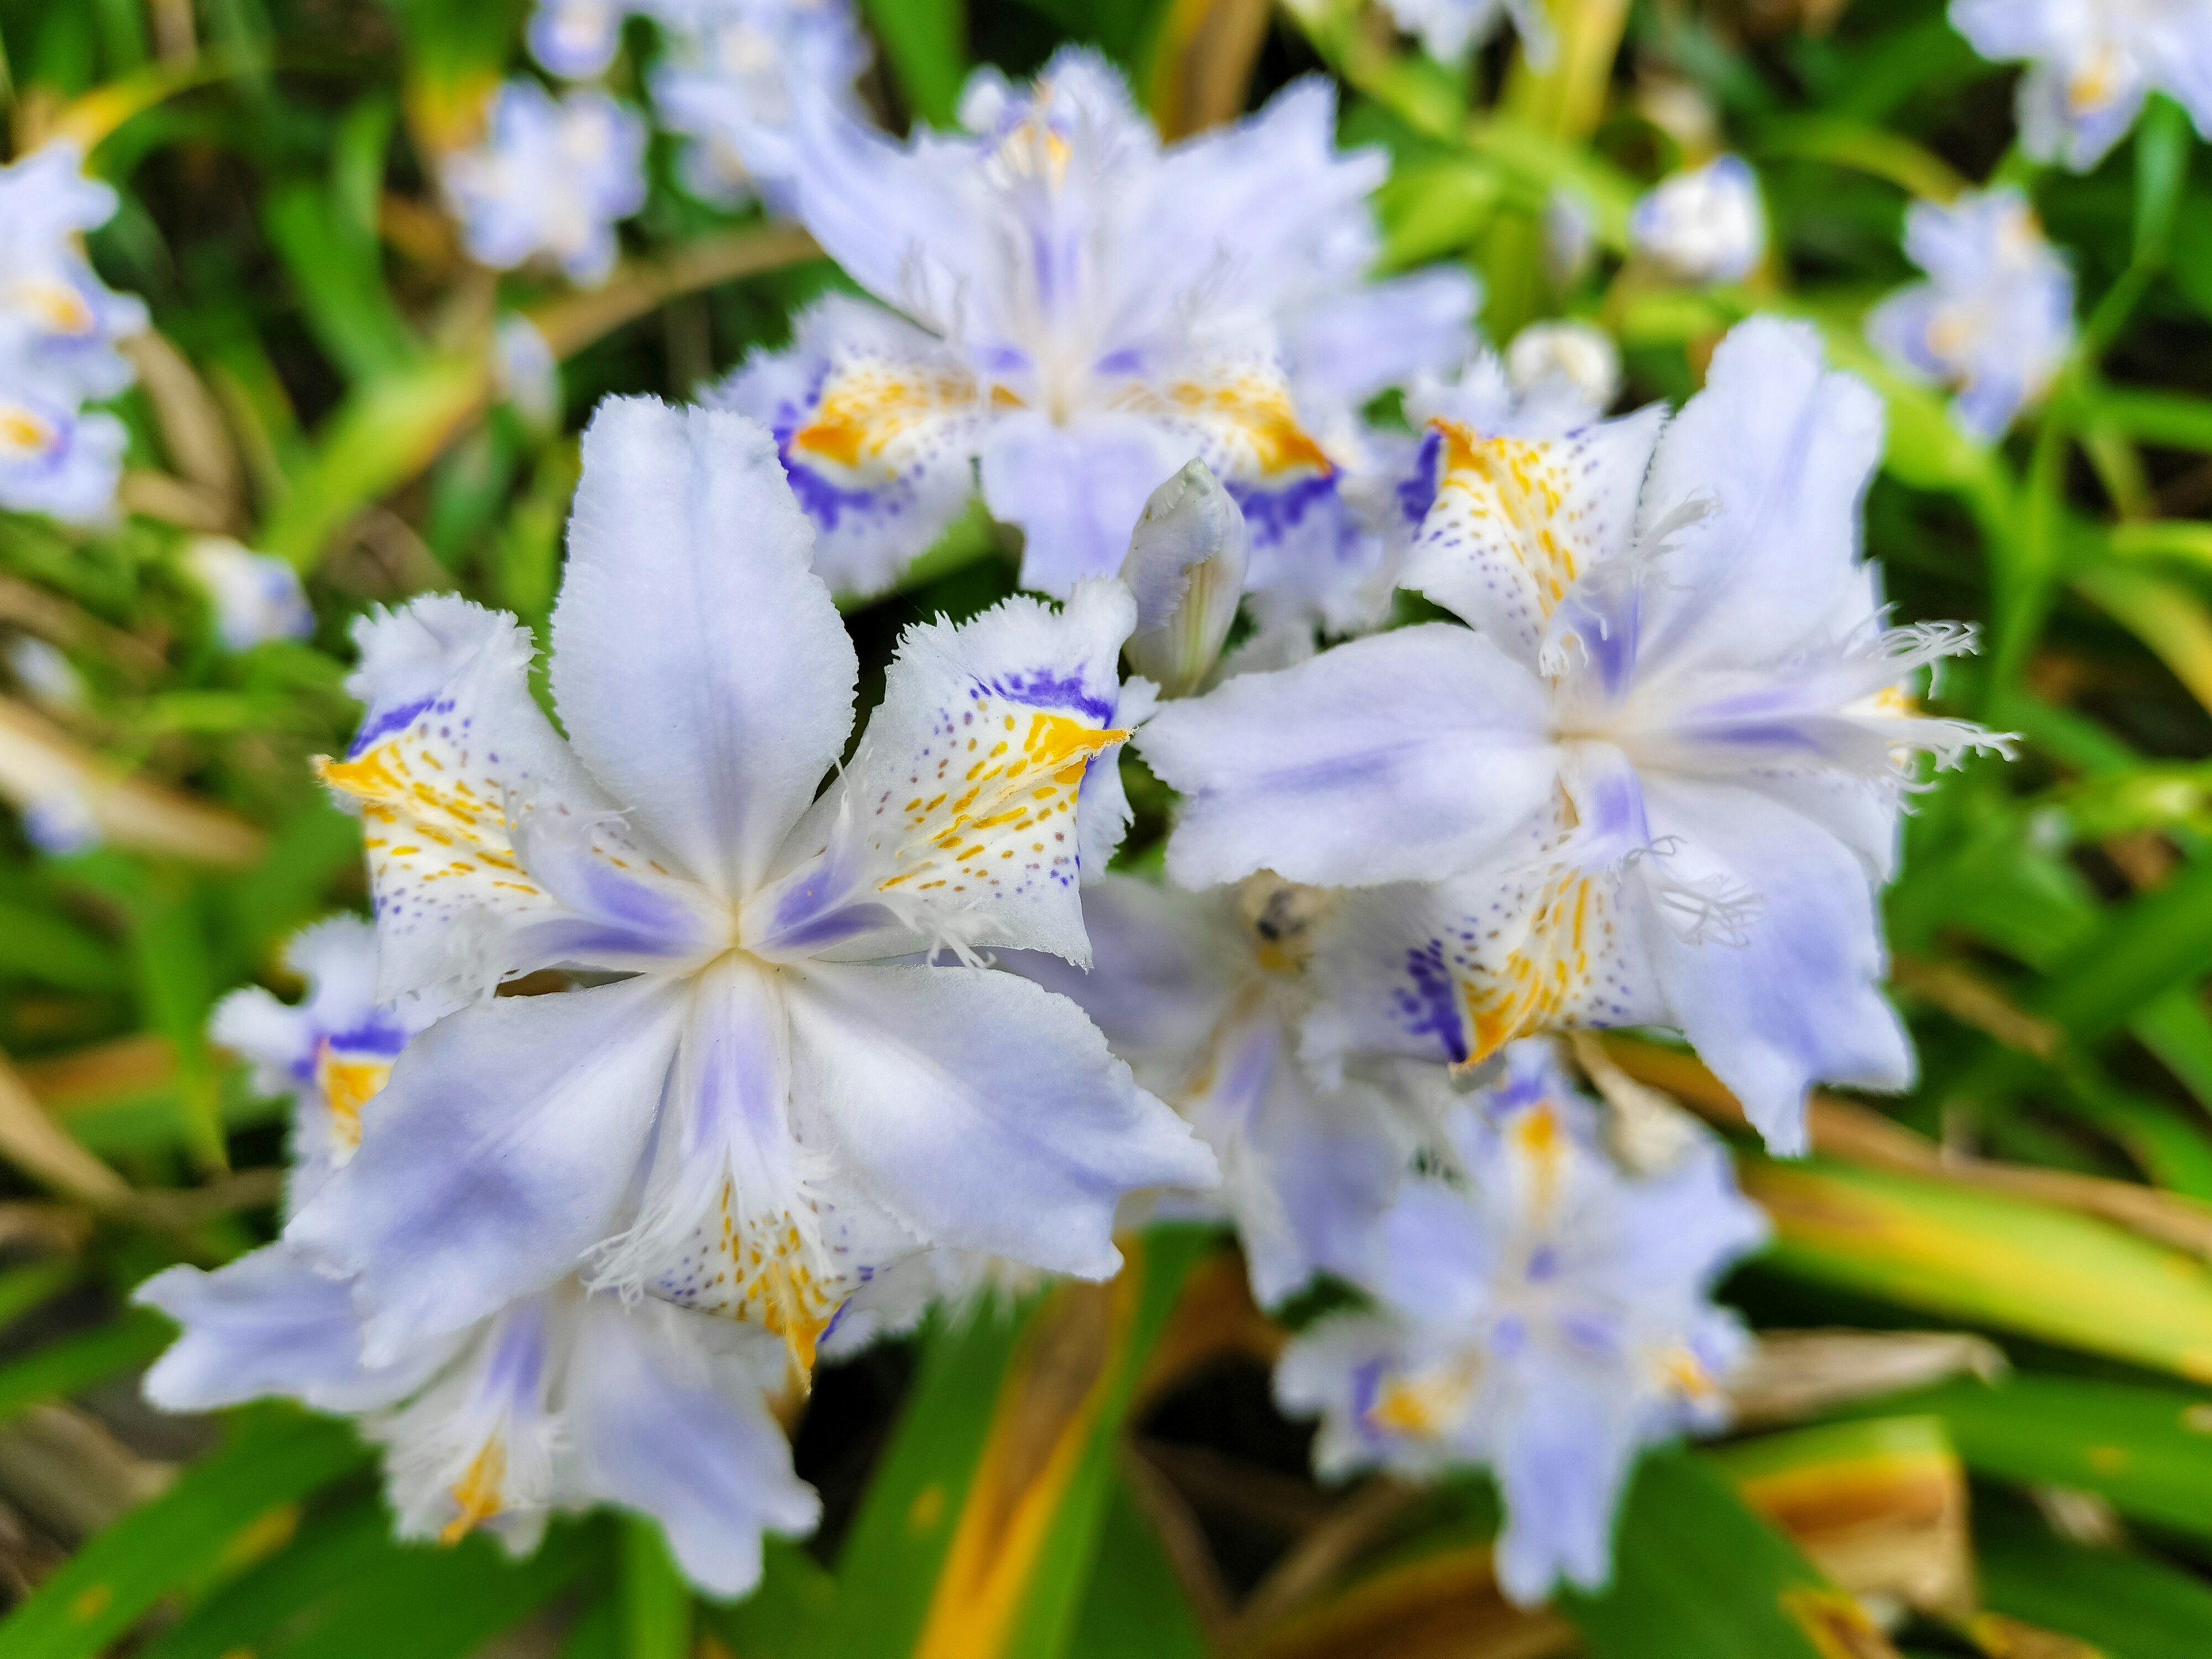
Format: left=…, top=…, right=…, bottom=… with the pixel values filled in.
left=441, top=81, right=649, bottom=287
left=282, top=397, right=1215, bottom=1377
left=714, top=47, right=1476, bottom=639
left=1950, top=0, right=2212, bottom=172
left=1277, top=1042, right=1764, bottom=1606
left=1140, top=319, right=2011, bottom=1153
left=146, top=916, right=817, bottom=1594
left=1867, top=188, right=2075, bottom=441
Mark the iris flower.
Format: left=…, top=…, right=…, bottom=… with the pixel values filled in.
left=1277, top=1042, right=1764, bottom=1605
left=285, top=397, right=1214, bottom=1376
left=1868, top=188, right=2075, bottom=441
left=717, top=47, right=1474, bottom=637
left=144, top=918, right=816, bottom=1594
left=442, top=81, right=648, bottom=286
left=1950, top=0, right=2212, bottom=171
left=1014, top=873, right=1431, bottom=1306
left=1141, top=319, right=2009, bottom=1151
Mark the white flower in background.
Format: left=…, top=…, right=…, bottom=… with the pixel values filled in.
left=1012, top=873, right=1433, bottom=1307
left=1630, top=155, right=1765, bottom=283
left=1544, top=190, right=1599, bottom=290
left=286, top=398, right=1214, bottom=1378
left=1950, top=0, right=2212, bottom=171
left=0, top=143, right=147, bottom=402
left=442, top=81, right=648, bottom=287
left=717, top=47, right=1475, bottom=639
left=528, top=0, right=638, bottom=78
left=650, top=0, right=873, bottom=207
left=1277, top=1042, right=1764, bottom=1605
left=495, top=314, right=564, bottom=431
left=525, top=0, right=872, bottom=208
left=0, top=142, right=144, bottom=526
left=184, top=537, right=316, bottom=653
left=0, top=384, right=129, bottom=524
left=1381, top=0, right=1554, bottom=65
left=1141, top=319, right=2012, bottom=1152
left=1505, top=320, right=1623, bottom=415
left=5, top=637, right=84, bottom=711
left=139, top=1250, right=816, bottom=1591
left=1867, top=188, right=2075, bottom=441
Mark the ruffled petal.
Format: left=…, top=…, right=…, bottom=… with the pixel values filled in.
left=1139, top=624, right=1558, bottom=889
left=1634, top=775, right=1913, bottom=1154
left=553, top=398, right=859, bottom=901
left=373, top=1290, right=566, bottom=1554
left=716, top=296, right=988, bottom=598
left=587, top=955, right=916, bottom=1372
left=1402, top=407, right=1666, bottom=670
left=1631, top=319, right=1885, bottom=677
left=782, top=959, right=1218, bottom=1277
left=285, top=978, right=688, bottom=1363
left=137, top=1247, right=452, bottom=1415
left=1489, top=1363, right=1637, bottom=1603
left=322, top=597, right=715, bottom=999
left=1306, top=850, right=1665, bottom=1073
left=749, top=582, right=1137, bottom=965
left=565, top=1298, right=819, bottom=1597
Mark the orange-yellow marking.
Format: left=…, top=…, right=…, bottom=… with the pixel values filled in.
left=441, top=1438, right=506, bottom=1544
left=879, top=706, right=1125, bottom=893
left=313, top=1043, right=393, bottom=1155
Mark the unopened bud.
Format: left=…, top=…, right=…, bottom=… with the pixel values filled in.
left=1118, top=460, right=1248, bottom=698
left=1505, top=320, right=1621, bottom=415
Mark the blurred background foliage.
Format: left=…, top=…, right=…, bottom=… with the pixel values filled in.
left=3, top=0, right=2212, bottom=1656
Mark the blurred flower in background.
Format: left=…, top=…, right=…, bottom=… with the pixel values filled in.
left=0, top=142, right=144, bottom=523
left=1630, top=153, right=1766, bottom=283
left=441, top=81, right=649, bottom=285
left=718, top=47, right=1476, bottom=645
left=1277, top=1042, right=1765, bottom=1605
left=1868, top=188, right=2075, bottom=440
left=1950, top=0, right=2212, bottom=170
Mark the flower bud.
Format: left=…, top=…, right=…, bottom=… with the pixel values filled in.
left=1118, top=459, right=1249, bottom=698
left=1505, top=320, right=1622, bottom=415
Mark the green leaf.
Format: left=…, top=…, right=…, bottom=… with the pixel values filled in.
left=0, top=1259, right=81, bottom=1334
left=819, top=1298, right=1032, bottom=1650
left=2033, top=851, right=2212, bottom=1043
left=2134, top=96, right=2193, bottom=267
left=1743, top=1158, right=2212, bottom=1382
left=706, top=1538, right=836, bottom=1658
left=1060, top=1478, right=1210, bottom=1659
left=0, top=897, right=127, bottom=993
left=265, top=1521, right=595, bottom=1659
left=824, top=1227, right=1213, bottom=1659
left=134, top=1499, right=399, bottom=1659
left=855, top=0, right=967, bottom=127
left=1843, top=1374, right=2212, bottom=1543
left=617, top=1514, right=691, bottom=1659
left=0, top=1310, right=175, bottom=1430
left=0, top=1411, right=372, bottom=1659
left=2078, top=385, right=2212, bottom=453
left=1979, top=1506, right=2212, bottom=1659
left=1559, top=1449, right=1865, bottom=1659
